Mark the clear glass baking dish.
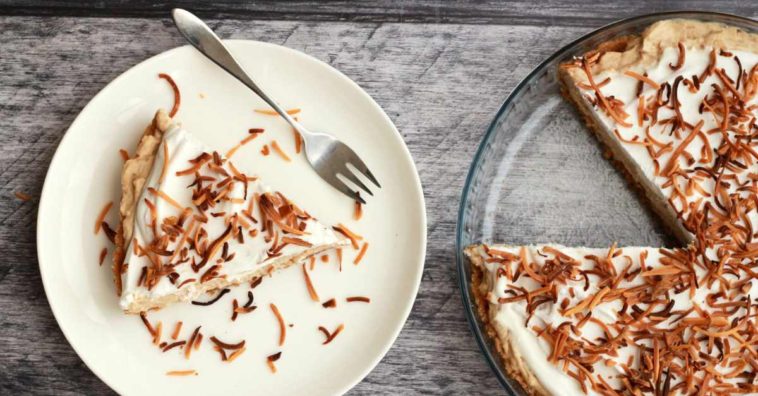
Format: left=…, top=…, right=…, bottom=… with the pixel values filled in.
left=455, top=11, right=758, bottom=395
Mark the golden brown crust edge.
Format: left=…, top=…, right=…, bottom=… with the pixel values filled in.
left=112, top=109, right=172, bottom=297
left=564, top=19, right=758, bottom=85
left=465, top=246, right=548, bottom=396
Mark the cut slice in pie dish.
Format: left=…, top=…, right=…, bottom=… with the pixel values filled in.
left=467, top=19, right=758, bottom=395
left=113, top=109, right=347, bottom=314
left=467, top=244, right=682, bottom=395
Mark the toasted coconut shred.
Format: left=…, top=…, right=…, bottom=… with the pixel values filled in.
left=158, top=73, right=181, bottom=117
left=301, top=264, right=320, bottom=302
left=225, top=346, right=246, bottom=362
left=148, top=187, right=184, bottom=211
left=270, top=140, right=291, bottom=162
left=346, top=296, right=370, bottom=303
left=94, top=201, right=113, bottom=234
left=191, top=288, right=230, bottom=306
left=166, top=370, right=197, bottom=376
left=101, top=222, right=116, bottom=243
left=319, top=324, right=345, bottom=345
left=226, top=129, right=262, bottom=158
left=484, top=43, right=758, bottom=394
left=270, top=303, right=286, bottom=346
left=292, top=123, right=302, bottom=154
left=140, top=312, right=156, bottom=336
left=332, top=224, right=363, bottom=250
left=354, top=197, right=363, bottom=220
left=162, top=340, right=186, bottom=352
left=231, top=292, right=257, bottom=321
left=317, top=326, right=331, bottom=339
left=98, top=247, right=108, bottom=266
left=14, top=191, right=32, bottom=201
left=254, top=108, right=301, bottom=116
left=266, top=352, right=281, bottom=373
left=152, top=321, right=163, bottom=345
left=184, top=326, right=201, bottom=359
left=353, top=242, right=369, bottom=265
left=210, top=336, right=246, bottom=362
left=171, top=321, right=183, bottom=340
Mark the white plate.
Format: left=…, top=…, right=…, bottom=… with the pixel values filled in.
left=37, top=40, right=426, bottom=395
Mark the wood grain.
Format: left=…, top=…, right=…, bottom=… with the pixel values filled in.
left=0, top=1, right=756, bottom=25
left=0, top=3, right=755, bottom=395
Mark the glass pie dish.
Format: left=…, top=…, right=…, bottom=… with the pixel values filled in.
left=455, top=11, right=758, bottom=395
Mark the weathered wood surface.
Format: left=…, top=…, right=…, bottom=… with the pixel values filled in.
left=1, top=0, right=757, bottom=25
left=0, top=2, right=755, bottom=395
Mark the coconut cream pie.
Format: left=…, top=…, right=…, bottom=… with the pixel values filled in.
left=113, top=109, right=347, bottom=314
left=467, top=20, right=758, bottom=395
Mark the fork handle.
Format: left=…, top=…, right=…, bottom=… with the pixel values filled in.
left=171, top=8, right=305, bottom=133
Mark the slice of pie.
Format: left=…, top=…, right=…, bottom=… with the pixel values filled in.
left=113, top=109, right=347, bottom=314
left=467, top=20, right=758, bottom=395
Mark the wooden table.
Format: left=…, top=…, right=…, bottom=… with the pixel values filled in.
left=1, top=1, right=755, bottom=394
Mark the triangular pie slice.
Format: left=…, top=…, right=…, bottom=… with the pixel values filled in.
left=467, top=20, right=758, bottom=395
left=114, top=109, right=347, bottom=314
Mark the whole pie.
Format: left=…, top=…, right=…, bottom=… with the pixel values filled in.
left=466, top=19, right=758, bottom=395
left=113, top=109, right=347, bottom=314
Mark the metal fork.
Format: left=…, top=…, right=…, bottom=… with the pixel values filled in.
left=171, top=8, right=380, bottom=203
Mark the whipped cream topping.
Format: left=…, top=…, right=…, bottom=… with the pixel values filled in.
left=120, top=126, right=343, bottom=310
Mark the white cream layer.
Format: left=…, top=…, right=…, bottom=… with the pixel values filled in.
left=120, top=126, right=342, bottom=310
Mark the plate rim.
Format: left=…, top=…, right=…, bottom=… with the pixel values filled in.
left=454, top=10, right=758, bottom=395
left=37, top=39, right=427, bottom=395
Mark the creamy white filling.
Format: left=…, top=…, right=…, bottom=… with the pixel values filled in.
left=120, top=126, right=342, bottom=309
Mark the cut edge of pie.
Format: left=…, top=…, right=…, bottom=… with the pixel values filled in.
left=557, top=33, right=690, bottom=245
